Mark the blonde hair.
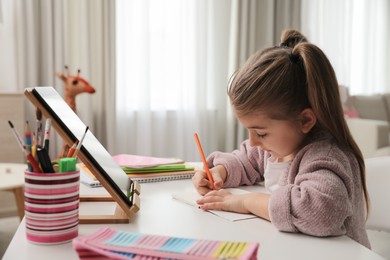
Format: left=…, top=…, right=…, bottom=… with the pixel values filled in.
left=228, top=29, right=369, bottom=213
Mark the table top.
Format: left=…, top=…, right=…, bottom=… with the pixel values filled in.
left=3, top=179, right=384, bottom=260
left=0, top=163, right=26, bottom=189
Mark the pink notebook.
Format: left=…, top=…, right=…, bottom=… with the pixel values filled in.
left=113, top=154, right=185, bottom=168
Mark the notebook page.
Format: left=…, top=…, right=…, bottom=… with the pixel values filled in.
left=172, top=188, right=258, bottom=221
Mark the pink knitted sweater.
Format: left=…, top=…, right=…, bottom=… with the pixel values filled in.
left=207, top=133, right=370, bottom=248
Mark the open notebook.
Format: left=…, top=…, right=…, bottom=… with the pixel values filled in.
left=172, top=188, right=258, bottom=222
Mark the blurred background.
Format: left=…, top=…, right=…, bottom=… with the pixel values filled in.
left=1, top=0, right=388, bottom=162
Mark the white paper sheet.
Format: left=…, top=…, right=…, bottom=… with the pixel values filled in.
left=172, top=188, right=258, bottom=221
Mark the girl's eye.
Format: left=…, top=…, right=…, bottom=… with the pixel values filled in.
left=257, top=133, right=267, bottom=139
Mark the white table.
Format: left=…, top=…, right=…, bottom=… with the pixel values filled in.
left=3, top=179, right=385, bottom=259
left=0, top=163, right=26, bottom=219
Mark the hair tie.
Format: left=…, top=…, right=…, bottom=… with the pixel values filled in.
left=289, top=52, right=300, bottom=64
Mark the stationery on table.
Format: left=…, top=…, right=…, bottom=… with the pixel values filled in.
left=59, top=157, right=77, bottom=173
left=8, top=118, right=78, bottom=174
left=66, top=141, right=78, bottom=157
left=73, top=126, right=89, bottom=158
left=73, top=227, right=259, bottom=259
left=35, top=109, right=43, bottom=148
left=24, top=121, right=33, bottom=171
left=25, top=86, right=140, bottom=224
left=113, top=154, right=185, bottom=168
left=8, top=120, right=42, bottom=173
left=172, top=188, right=258, bottom=222
left=43, top=118, right=52, bottom=151
left=194, top=132, right=215, bottom=190
left=127, top=170, right=196, bottom=183
left=113, top=154, right=196, bottom=183
left=36, top=147, right=55, bottom=173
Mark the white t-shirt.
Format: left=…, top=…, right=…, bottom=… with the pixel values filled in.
left=264, top=157, right=291, bottom=193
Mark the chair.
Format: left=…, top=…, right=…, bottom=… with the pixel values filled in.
left=365, top=156, right=390, bottom=258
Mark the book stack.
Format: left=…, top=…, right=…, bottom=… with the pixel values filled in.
left=113, top=154, right=196, bottom=183
left=73, top=227, right=259, bottom=259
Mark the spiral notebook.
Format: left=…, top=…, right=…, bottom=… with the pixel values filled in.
left=79, top=162, right=195, bottom=185
left=130, top=170, right=195, bottom=183
left=73, top=227, right=259, bottom=259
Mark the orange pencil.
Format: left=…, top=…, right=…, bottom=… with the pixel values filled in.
left=66, top=141, right=78, bottom=157
left=194, top=133, right=215, bottom=190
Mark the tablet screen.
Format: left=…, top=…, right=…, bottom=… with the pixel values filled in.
left=29, top=87, right=133, bottom=207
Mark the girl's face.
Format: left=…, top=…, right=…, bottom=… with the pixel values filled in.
left=238, top=111, right=313, bottom=162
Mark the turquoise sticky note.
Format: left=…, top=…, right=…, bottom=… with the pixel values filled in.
left=59, top=157, right=77, bottom=172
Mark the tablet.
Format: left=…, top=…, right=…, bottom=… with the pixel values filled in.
left=24, top=86, right=140, bottom=222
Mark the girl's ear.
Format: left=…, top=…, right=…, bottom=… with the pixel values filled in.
left=299, top=108, right=317, bottom=134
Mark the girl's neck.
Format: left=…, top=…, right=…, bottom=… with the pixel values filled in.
left=276, top=154, right=295, bottom=163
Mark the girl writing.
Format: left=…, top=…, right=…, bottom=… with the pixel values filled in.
left=192, top=29, right=370, bottom=248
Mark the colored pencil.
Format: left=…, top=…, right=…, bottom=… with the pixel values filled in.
left=73, top=126, right=89, bottom=158
left=25, top=121, right=33, bottom=171
left=66, top=141, right=78, bottom=157
left=8, top=120, right=42, bottom=173
left=194, top=133, right=215, bottom=190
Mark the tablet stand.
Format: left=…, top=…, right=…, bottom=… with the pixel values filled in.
left=24, top=87, right=141, bottom=224
left=79, top=182, right=140, bottom=224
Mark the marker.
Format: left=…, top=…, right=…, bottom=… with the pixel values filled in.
left=37, top=147, right=54, bottom=173
left=73, top=126, right=89, bottom=158
left=194, top=133, right=215, bottom=190
left=8, top=120, right=42, bottom=173
left=43, top=118, right=52, bottom=151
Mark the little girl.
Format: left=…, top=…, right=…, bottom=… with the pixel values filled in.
left=192, top=29, right=370, bottom=248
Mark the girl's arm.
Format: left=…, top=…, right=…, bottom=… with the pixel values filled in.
left=206, top=140, right=265, bottom=188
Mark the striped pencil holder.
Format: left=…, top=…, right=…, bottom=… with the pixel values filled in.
left=24, top=170, right=80, bottom=244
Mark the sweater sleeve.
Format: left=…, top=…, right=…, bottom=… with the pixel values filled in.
left=206, top=140, right=265, bottom=187
left=269, top=151, right=354, bottom=237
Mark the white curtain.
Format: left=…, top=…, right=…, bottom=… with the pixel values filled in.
left=0, top=0, right=110, bottom=159
left=115, top=0, right=301, bottom=161
left=0, top=0, right=66, bottom=157
left=301, top=0, right=390, bottom=95
left=115, top=0, right=231, bottom=161
left=1, top=0, right=301, bottom=162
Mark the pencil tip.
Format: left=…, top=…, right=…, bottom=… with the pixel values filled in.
left=85, top=126, right=89, bottom=132
left=8, top=120, right=14, bottom=128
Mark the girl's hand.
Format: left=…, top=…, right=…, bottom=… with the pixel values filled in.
left=196, top=190, right=271, bottom=220
left=192, top=165, right=226, bottom=195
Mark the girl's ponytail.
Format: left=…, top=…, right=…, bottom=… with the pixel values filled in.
left=293, top=43, right=369, bottom=215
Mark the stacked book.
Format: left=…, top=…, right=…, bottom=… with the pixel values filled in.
left=112, top=154, right=196, bottom=183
